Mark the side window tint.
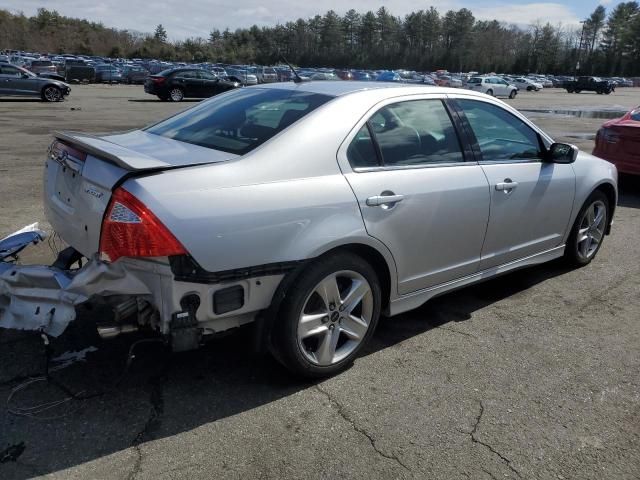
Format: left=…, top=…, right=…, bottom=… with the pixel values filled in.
left=457, top=99, right=542, bottom=161
left=371, top=100, right=464, bottom=166
left=1, top=66, right=20, bottom=76
left=347, top=125, right=379, bottom=169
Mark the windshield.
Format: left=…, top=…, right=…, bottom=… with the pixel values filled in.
left=16, top=66, right=36, bottom=78
left=146, top=88, right=333, bottom=155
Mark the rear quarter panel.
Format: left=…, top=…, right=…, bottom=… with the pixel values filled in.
left=122, top=89, right=400, bottom=273
left=124, top=170, right=370, bottom=273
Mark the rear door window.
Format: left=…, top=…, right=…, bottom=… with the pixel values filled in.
left=146, top=88, right=332, bottom=154
left=347, top=125, right=380, bottom=169
left=0, top=65, right=21, bottom=76
left=368, top=100, right=464, bottom=166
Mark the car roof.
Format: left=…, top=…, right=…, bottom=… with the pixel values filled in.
left=251, top=80, right=460, bottom=98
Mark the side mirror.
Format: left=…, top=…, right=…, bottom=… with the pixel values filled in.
left=546, top=142, right=578, bottom=164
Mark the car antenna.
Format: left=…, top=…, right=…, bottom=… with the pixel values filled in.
left=279, top=54, right=308, bottom=83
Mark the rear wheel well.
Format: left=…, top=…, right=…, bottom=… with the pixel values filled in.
left=324, top=244, right=392, bottom=313
left=262, top=243, right=393, bottom=353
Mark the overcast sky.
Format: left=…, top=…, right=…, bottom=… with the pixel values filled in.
left=5, top=1, right=622, bottom=40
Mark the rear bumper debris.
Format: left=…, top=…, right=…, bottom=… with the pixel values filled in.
left=0, top=258, right=153, bottom=337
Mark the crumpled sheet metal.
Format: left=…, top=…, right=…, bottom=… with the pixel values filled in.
left=0, top=259, right=153, bottom=337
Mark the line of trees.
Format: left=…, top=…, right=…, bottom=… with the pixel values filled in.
left=2, top=4, right=640, bottom=75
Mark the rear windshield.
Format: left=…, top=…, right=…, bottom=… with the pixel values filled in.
left=146, top=88, right=332, bottom=154
left=32, top=61, right=53, bottom=66
left=468, top=77, right=482, bottom=83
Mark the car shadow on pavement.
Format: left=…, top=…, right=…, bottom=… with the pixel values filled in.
left=0, top=259, right=575, bottom=478
left=0, top=99, right=45, bottom=103
left=617, top=174, right=640, bottom=208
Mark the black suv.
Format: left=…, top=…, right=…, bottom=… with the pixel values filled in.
left=565, top=76, right=615, bottom=95
left=144, top=67, right=240, bottom=101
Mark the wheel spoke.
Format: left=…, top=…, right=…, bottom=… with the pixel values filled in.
left=316, top=274, right=341, bottom=309
left=593, top=208, right=605, bottom=228
left=577, top=227, right=589, bottom=244
left=591, top=228, right=603, bottom=244
left=587, top=205, right=596, bottom=225
left=298, top=313, right=328, bottom=340
left=581, top=236, right=592, bottom=257
left=316, top=327, right=340, bottom=365
left=341, top=279, right=369, bottom=314
left=340, top=315, right=368, bottom=341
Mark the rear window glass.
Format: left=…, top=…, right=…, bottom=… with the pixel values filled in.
left=146, top=88, right=332, bottom=154
left=468, top=77, right=482, bottom=84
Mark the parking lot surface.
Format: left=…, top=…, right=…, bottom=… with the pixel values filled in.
left=1, top=86, right=639, bottom=479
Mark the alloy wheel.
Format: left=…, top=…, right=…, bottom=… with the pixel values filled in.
left=44, top=87, right=61, bottom=102
left=297, top=270, right=373, bottom=366
left=576, top=200, right=606, bottom=260
left=170, top=88, right=184, bottom=101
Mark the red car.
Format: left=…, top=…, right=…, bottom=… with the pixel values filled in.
left=593, top=107, right=640, bottom=175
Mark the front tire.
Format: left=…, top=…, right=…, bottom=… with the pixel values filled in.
left=42, top=86, right=62, bottom=102
left=486, top=89, right=493, bottom=96
left=271, top=253, right=382, bottom=378
left=509, top=89, right=517, bottom=99
left=565, top=191, right=609, bottom=267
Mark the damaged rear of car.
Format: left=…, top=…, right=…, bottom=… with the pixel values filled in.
left=1, top=86, right=343, bottom=356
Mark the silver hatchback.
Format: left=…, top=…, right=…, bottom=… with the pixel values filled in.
left=0, top=82, right=617, bottom=378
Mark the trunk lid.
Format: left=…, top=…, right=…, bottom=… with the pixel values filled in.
left=44, top=130, right=238, bottom=257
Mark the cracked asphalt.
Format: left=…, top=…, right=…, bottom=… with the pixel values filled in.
left=1, top=86, right=640, bottom=479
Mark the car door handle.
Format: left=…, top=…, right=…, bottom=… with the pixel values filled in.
left=495, top=181, right=518, bottom=191
left=366, top=194, right=404, bottom=206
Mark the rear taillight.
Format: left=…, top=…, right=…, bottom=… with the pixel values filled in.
left=151, top=77, right=165, bottom=84
left=99, top=188, right=186, bottom=262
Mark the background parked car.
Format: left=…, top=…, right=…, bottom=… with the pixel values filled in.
left=467, top=76, right=517, bottom=98
left=95, top=64, right=123, bottom=83
left=226, top=68, right=258, bottom=85
left=435, top=75, right=463, bottom=88
left=513, top=77, right=542, bottom=91
left=565, top=76, right=614, bottom=95
left=255, top=66, right=278, bottom=83
left=144, top=67, right=240, bottom=101
left=310, top=72, right=339, bottom=81
left=63, top=59, right=95, bottom=83
left=27, top=59, right=57, bottom=75
left=0, top=63, right=70, bottom=101
left=376, top=71, right=404, bottom=82
left=121, top=65, right=149, bottom=84
left=593, top=106, right=640, bottom=175
left=352, top=71, right=374, bottom=81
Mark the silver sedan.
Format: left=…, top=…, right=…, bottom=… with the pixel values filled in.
left=0, top=82, right=617, bottom=378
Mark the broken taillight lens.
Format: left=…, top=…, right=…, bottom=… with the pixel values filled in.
left=99, top=188, right=186, bottom=262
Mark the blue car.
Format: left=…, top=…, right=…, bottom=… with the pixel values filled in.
left=375, top=71, right=403, bottom=82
